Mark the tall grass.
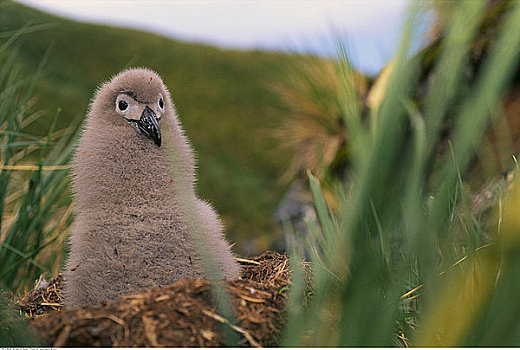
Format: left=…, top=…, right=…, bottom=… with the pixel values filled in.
left=0, top=26, right=76, bottom=293
left=282, top=0, right=520, bottom=346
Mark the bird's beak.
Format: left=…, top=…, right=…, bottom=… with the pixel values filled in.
left=137, top=106, right=161, bottom=147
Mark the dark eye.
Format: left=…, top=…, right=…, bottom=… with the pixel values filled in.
left=159, top=98, right=164, bottom=109
left=118, top=100, right=128, bottom=111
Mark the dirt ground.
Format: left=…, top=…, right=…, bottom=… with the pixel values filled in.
left=17, top=251, right=295, bottom=347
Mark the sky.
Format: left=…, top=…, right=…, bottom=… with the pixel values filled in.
left=16, top=0, right=417, bottom=75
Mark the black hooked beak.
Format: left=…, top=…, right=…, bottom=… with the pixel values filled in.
left=136, top=105, right=161, bottom=147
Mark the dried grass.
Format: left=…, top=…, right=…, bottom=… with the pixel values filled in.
left=272, top=56, right=367, bottom=183
left=17, top=251, right=302, bottom=347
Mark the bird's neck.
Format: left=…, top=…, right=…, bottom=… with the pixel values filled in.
left=72, top=123, right=194, bottom=215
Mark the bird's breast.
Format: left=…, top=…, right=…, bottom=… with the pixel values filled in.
left=74, top=126, right=178, bottom=214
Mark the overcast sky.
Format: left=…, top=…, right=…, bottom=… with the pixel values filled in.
left=16, top=0, right=419, bottom=75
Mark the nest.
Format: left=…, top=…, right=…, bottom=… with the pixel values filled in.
left=16, top=274, right=64, bottom=318
left=19, top=251, right=295, bottom=347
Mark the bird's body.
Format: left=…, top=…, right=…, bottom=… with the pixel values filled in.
left=64, top=68, right=240, bottom=309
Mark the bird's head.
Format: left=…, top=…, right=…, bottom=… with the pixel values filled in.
left=94, top=68, right=172, bottom=147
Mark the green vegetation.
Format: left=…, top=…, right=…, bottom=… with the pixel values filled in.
left=282, top=1, right=520, bottom=346
left=0, top=292, right=40, bottom=346
left=0, top=19, right=73, bottom=346
left=0, top=0, right=294, bottom=255
left=0, top=22, right=75, bottom=292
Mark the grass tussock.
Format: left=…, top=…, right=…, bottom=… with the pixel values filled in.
left=281, top=0, right=520, bottom=346
left=0, top=26, right=76, bottom=293
left=273, top=55, right=367, bottom=184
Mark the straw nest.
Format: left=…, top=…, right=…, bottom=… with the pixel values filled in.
left=17, top=251, right=305, bottom=347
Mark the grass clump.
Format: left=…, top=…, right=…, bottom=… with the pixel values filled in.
left=282, top=0, right=520, bottom=346
left=0, top=26, right=76, bottom=293
left=272, top=55, right=367, bottom=184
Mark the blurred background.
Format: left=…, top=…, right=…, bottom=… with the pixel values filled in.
left=0, top=0, right=422, bottom=261
left=15, top=0, right=415, bottom=75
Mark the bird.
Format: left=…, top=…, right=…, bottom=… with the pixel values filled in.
left=63, top=68, right=241, bottom=309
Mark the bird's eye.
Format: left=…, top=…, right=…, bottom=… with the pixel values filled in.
left=118, top=100, right=129, bottom=111
left=158, top=98, right=164, bottom=110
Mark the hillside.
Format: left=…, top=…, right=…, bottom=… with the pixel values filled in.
left=0, top=0, right=296, bottom=254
